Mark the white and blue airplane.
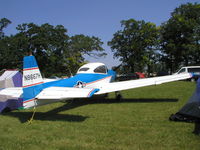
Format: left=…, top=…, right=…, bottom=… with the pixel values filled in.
left=0, top=55, right=192, bottom=109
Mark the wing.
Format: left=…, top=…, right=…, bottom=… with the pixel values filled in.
left=0, top=86, right=99, bottom=101
left=95, top=73, right=192, bottom=94
left=0, top=87, right=99, bottom=109
left=36, top=87, right=99, bottom=100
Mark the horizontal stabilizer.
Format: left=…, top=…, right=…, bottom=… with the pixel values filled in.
left=0, top=87, right=22, bottom=98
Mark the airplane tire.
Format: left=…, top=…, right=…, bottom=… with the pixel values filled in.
left=115, top=91, right=122, bottom=100
left=193, top=122, right=200, bottom=135
left=116, top=94, right=123, bottom=100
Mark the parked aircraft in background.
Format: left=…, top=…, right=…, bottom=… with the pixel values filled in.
left=0, top=55, right=192, bottom=110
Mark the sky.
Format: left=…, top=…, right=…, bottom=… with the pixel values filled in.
left=1, top=0, right=199, bottom=69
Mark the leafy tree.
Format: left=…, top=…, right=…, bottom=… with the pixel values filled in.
left=108, top=19, right=159, bottom=74
left=0, top=18, right=11, bottom=39
left=0, top=35, right=25, bottom=70
left=10, top=23, right=70, bottom=76
left=0, top=21, right=105, bottom=77
left=67, top=34, right=106, bottom=73
left=0, top=18, right=20, bottom=70
left=160, top=3, right=200, bottom=72
left=69, top=34, right=106, bottom=57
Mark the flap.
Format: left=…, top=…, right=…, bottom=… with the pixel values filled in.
left=36, top=87, right=99, bottom=100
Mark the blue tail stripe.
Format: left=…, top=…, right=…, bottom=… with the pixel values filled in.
left=23, top=85, right=43, bottom=101
left=23, top=56, right=43, bottom=102
left=23, top=56, right=38, bottom=69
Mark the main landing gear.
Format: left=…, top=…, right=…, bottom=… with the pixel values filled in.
left=115, top=91, right=123, bottom=100
left=193, top=122, right=200, bottom=135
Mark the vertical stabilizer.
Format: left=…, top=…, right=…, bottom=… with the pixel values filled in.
left=22, top=56, right=44, bottom=108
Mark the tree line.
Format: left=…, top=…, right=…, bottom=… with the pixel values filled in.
left=0, top=20, right=105, bottom=77
left=109, top=2, right=200, bottom=74
left=0, top=2, right=200, bottom=77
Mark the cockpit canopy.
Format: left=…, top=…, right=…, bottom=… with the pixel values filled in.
left=77, top=62, right=108, bottom=74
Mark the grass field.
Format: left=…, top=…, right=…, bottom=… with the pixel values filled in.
left=0, top=81, right=200, bottom=150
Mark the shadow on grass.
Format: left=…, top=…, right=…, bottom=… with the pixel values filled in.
left=54, top=97, right=178, bottom=112
left=2, top=104, right=89, bottom=123
left=3, top=111, right=89, bottom=123
left=2, top=97, right=178, bottom=123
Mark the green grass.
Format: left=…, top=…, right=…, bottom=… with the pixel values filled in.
left=0, top=81, right=200, bottom=150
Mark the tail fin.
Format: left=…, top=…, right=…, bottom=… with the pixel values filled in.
left=22, top=56, right=44, bottom=108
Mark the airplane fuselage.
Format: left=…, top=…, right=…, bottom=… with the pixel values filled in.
left=43, top=70, right=116, bottom=89
left=0, top=55, right=192, bottom=111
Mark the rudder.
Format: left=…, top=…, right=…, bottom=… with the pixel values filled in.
left=22, top=55, right=44, bottom=108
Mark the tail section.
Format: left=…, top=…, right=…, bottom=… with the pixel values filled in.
left=22, top=56, right=44, bottom=108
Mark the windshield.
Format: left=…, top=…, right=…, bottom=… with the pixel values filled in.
left=178, top=68, right=186, bottom=74
left=94, top=65, right=107, bottom=74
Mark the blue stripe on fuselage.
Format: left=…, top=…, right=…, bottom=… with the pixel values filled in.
left=42, top=73, right=114, bottom=89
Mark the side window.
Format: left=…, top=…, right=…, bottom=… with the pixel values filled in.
left=188, top=68, right=200, bottom=73
left=178, top=68, right=186, bottom=74
left=94, top=65, right=107, bottom=74
left=79, top=67, right=89, bottom=72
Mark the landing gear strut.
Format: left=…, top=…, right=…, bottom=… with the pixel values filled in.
left=115, top=91, right=123, bottom=100
left=193, top=122, right=200, bottom=135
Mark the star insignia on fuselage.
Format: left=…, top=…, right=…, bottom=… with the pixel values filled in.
left=74, top=81, right=86, bottom=88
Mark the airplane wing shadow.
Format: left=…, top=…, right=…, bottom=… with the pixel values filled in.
left=2, top=107, right=89, bottom=123
left=2, top=97, right=178, bottom=123
left=53, top=97, right=178, bottom=113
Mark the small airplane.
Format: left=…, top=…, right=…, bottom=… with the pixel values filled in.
left=0, top=55, right=192, bottom=110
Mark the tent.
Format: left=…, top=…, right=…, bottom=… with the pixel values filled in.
left=0, top=70, right=22, bottom=88
left=0, top=70, right=22, bottom=113
left=169, top=78, right=200, bottom=134
left=0, top=70, right=59, bottom=113
left=0, top=96, right=22, bottom=113
left=170, top=78, right=200, bottom=123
